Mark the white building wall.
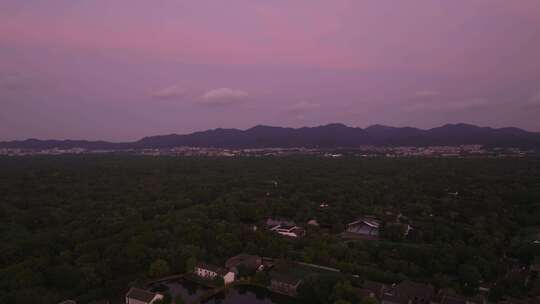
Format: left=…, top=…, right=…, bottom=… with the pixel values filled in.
left=223, top=272, right=235, bottom=284
left=195, top=267, right=217, bottom=278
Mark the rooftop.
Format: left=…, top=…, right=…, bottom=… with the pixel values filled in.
left=225, top=254, right=261, bottom=269
left=270, top=271, right=302, bottom=286
left=126, top=287, right=158, bottom=303
left=196, top=262, right=228, bottom=275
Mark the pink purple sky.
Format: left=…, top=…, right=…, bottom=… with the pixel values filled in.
left=1, top=0, right=540, bottom=141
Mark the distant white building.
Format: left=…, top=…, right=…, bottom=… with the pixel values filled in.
left=266, top=218, right=295, bottom=228
left=307, top=219, right=320, bottom=226
left=271, top=224, right=306, bottom=238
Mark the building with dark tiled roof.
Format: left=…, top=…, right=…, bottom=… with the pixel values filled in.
left=380, top=280, right=434, bottom=304
left=125, top=287, right=163, bottom=304
left=269, top=271, right=302, bottom=296
left=363, top=280, right=389, bottom=299
left=396, top=280, right=435, bottom=304
left=431, top=289, right=467, bottom=304
left=225, top=254, right=262, bottom=274
left=266, top=218, right=295, bottom=228
left=347, top=216, right=381, bottom=237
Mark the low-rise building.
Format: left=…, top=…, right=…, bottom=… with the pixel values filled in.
left=307, top=219, right=320, bottom=226
left=266, top=218, right=295, bottom=229
left=362, top=280, right=389, bottom=299
left=397, top=280, right=435, bottom=304
left=431, top=289, right=467, bottom=304
left=271, top=224, right=306, bottom=238
left=347, top=217, right=381, bottom=237
left=269, top=272, right=302, bottom=296
left=194, top=262, right=235, bottom=284
left=379, top=281, right=435, bottom=304
left=225, top=254, right=263, bottom=275
left=125, top=287, right=163, bottom=304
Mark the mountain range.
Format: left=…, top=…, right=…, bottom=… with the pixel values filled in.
left=2, top=123, right=540, bottom=150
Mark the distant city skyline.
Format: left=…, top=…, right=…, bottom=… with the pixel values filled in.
left=1, top=0, right=540, bottom=141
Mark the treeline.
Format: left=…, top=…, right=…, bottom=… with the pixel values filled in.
left=0, top=156, right=539, bottom=303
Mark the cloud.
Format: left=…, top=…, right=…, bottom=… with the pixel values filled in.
left=151, top=85, right=186, bottom=100
left=407, top=97, right=489, bottom=112
left=199, top=88, right=248, bottom=105
left=286, top=101, right=321, bottom=114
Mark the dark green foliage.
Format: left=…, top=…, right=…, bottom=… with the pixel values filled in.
left=458, top=264, right=482, bottom=294
left=148, top=259, right=170, bottom=278
left=174, top=294, right=186, bottom=304
left=0, top=156, right=539, bottom=303
left=213, top=276, right=225, bottom=287
left=298, top=273, right=342, bottom=304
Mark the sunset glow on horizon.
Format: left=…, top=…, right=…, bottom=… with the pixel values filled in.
left=1, top=0, right=540, bottom=140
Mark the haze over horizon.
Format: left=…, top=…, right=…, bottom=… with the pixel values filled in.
left=2, top=122, right=539, bottom=143
left=2, top=0, right=540, bottom=141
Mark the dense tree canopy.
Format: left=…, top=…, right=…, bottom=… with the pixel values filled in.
left=0, top=156, right=539, bottom=303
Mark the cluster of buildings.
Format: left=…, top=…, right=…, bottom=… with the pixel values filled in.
left=0, top=147, right=89, bottom=156
left=63, top=254, right=540, bottom=304
left=355, top=145, right=532, bottom=158
left=263, top=213, right=413, bottom=241
left=334, top=213, right=411, bottom=241
left=192, top=254, right=302, bottom=296
left=2, top=145, right=535, bottom=157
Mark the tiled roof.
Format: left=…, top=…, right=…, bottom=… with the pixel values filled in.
left=225, top=254, right=261, bottom=269
left=270, top=271, right=302, bottom=286
left=126, top=287, right=157, bottom=303
left=381, top=293, right=406, bottom=304
left=196, top=262, right=228, bottom=275
left=363, top=280, right=387, bottom=298
left=396, top=280, right=435, bottom=300
left=441, top=294, right=467, bottom=304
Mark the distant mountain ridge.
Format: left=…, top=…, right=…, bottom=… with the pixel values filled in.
left=2, top=123, right=540, bottom=150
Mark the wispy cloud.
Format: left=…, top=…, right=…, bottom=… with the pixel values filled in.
left=200, top=88, right=248, bottom=106
left=151, top=85, right=186, bottom=100
left=407, top=97, right=490, bottom=112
